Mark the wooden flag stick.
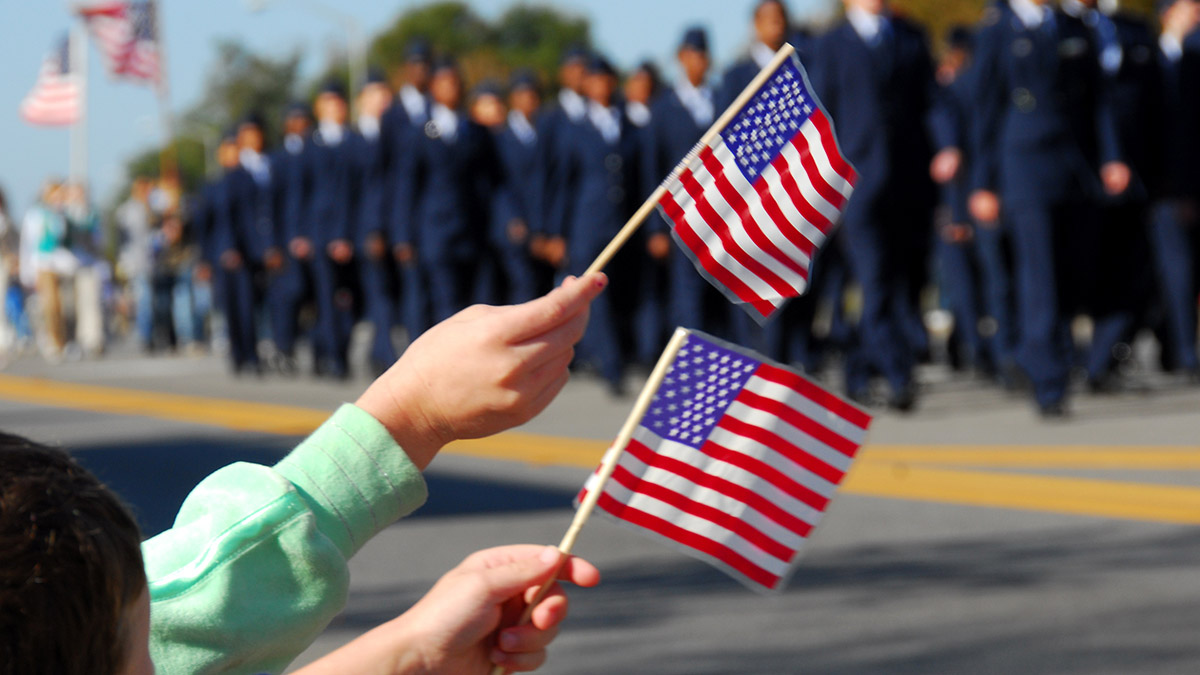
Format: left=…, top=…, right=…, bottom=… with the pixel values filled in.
left=582, top=42, right=797, bottom=277
left=489, top=327, right=691, bottom=675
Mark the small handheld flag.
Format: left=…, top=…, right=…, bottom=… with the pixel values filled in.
left=20, top=34, right=81, bottom=127
left=488, top=328, right=870, bottom=674
left=581, top=44, right=856, bottom=324
left=579, top=329, right=871, bottom=592
left=658, top=49, right=856, bottom=322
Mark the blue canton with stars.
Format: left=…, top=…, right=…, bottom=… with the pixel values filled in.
left=720, top=56, right=816, bottom=182
left=641, top=334, right=763, bottom=450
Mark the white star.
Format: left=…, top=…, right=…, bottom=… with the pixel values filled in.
left=745, top=364, right=755, bottom=372
left=679, top=372, right=689, bottom=382
left=668, top=403, right=678, bottom=412
left=705, top=406, right=715, bottom=414
left=707, top=385, right=717, bottom=393
left=719, top=366, right=730, bottom=375
left=669, top=416, right=680, bottom=426
left=719, top=377, right=730, bottom=387
left=666, top=390, right=676, bottom=398
left=669, top=428, right=679, bottom=437
left=679, top=432, right=690, bottom=442
left=706, top=417, right=716, bottom=426
left=653, top=420, right=663, bottom=428
left=652, top=407, right=662, bottom=415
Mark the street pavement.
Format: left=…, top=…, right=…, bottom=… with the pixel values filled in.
left=2, top=340, right=1199, bottom=674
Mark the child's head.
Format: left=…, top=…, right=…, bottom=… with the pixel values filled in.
left=0, top=432, right=153, bottom=675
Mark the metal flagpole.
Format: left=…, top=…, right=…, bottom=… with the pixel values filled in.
left=488, top=327, right=692, bottom=675
left=151, top=0, right=179, bottom=203
left=69, top=18, right=88, bottom=186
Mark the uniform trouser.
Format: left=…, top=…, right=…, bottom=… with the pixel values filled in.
left=267, top=261, right=307, bottom=357
left=1007, top=200, right=1088, bottom=407
left=312, top=254, right=354, bottom=374
left=670, top=245, right=733, bottom=341
left=633, top=253, right=669, bottom=364
left=565, top=251, right=622, bottom=386
left=359, top=253, right=398, bottom=367
left=397, top=262, right=428, bottom=342
left=214, top=263, right=257, bottom=368
left=1147, top=200, right=1200, bottom=372
left=424, top=258, right=476, bottom=325
left=937, top=237, right=985, bottom=367
left=496, top=243, right=537, bottom=305
left=973, top=222, right=1016, bottom=368
left=1085, top=201, right=1153, bottom=380
left=839, top=220, right=915, bottom=396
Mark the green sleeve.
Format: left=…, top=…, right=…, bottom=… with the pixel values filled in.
left=144, top=404, right=428, bottom=675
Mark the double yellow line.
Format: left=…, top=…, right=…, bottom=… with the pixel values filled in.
left=3, top=373, right=1200, bottom=525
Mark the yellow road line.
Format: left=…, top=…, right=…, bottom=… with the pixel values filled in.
left=842, top=461, right=1200, bottom=525
left=859, top=446, right=1200, bottom=471
left=0, top=374, right=329, bottom=435
left=4, top=372, right=1200, bottom=524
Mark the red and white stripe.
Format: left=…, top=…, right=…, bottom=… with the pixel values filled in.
left=20, top=50, right=80, bottom=127
left=581, top=361, right=871, bottom=592
left=120, top=40, right=159, bottom=81
left=659, top=109, right=857, bottom=320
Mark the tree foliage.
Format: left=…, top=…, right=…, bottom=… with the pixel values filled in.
left=369, top=2, right=590, bottom=90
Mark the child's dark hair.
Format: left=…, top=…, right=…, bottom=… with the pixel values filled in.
left=0, top=432, right=146, bottom=675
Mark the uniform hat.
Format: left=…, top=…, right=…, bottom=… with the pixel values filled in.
left=405, top=38, right=433, bottom=64
left=472, top=78, right=504, bottom=98
left=284, top=101, right=310, bottom=118
left=509, top=68, right=541, bottom=93
left=319, top=78, right=347, bottom=99
left=947, top=25, right=973, bottom=51
left=586, top=54, right=617, bottom=77
left=238, top=111, right=265, bottom=130
left=365, top=67, right=388, bottom=85
left=679, top=26, right=709, bottom=53
left=431, top=55, right=460, bottom=76
left=560, top=44, right=590, bottom=66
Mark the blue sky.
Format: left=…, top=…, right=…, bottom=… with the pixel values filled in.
left=0, top=0, right=834, bottom=217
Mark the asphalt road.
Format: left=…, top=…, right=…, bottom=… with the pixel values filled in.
left=2, top=342, right=1199, bottom=674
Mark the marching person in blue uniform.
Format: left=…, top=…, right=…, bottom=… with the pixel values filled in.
left=808, top=0, right=945, bottom=411
left=266, top=103, right=313, bottom=375
left=1146, top=0, right=1200, bottom=378
left=391, top=57, right=505, bottom=326
left=491, top=69, right=547, bottom=305
left=967, top=0, right=1131, bottom=416
left=207, top=131, right=261, bottom=375
left=623, top=59, right=667, bottom=365
left=930, top=26, right=1003, bottom=377
left=549, top=55, right=638, bottom=394
left=720, top=1, right=802, bottom=110
left=469, top=79, right=511, bottom=307
left=534, top=46, right=590, bottom=272
left=349, top=69, right=399, bottom=376
left=385, top=39, right=434, bottom=342
left=1062, top=0, right=1162, bottom=391
left=301, top=80, right=357, bottom=379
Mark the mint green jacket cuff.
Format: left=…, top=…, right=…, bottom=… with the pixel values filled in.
left=145, top=404, right=427, bottom=675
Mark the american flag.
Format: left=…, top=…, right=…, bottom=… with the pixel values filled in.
left=79, top=1, right=160, bottom=84
left=579, top=331, right=871, bottom=592
left=658, top=51, right=856, bottom=321
left=20, top=34, right=81, bottom=127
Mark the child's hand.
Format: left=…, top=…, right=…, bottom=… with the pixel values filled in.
left=356, top=273, right=607, bottom=469
left=292, top=546, right=600, bottom=675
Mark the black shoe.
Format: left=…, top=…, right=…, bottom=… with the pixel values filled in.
left=1087, top=372, right=1124, bottom=395
left=848, top=389, right=873, bottom=408
left=888, top=385, right=917, bottom=413
left=1038, top=400, right=1069, bottom=419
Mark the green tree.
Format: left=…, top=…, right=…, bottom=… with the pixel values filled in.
left=369, top=2, right=590, bottom=91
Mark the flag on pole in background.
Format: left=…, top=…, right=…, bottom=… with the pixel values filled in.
left=20, top=34, right=81, bottom=127
left=658, top=52, right=856, bottom=321
left=578, top=330, right=871, bottom=592
left=78, top=1, right=160, bottom=84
